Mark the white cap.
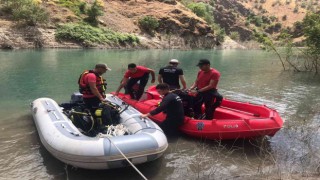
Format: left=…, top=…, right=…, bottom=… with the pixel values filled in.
left=96, top=63, right=111, bottom=71
left=169, top=59, right=179, bottom=64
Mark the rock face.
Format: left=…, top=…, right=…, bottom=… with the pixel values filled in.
left=0, top=0, right=217, bottom=49
left=213, top=0, right=253, bottom=41
left=0, top=23, right=81, bottom=49
left=101, top=0, right=216, bottom=49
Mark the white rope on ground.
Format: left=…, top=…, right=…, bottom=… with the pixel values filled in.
left=106, top=136, right=148, bottom=180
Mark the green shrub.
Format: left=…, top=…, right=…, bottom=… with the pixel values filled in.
left=187, top=2, right=206, bottom=17
left=138, top=16, right=159, bottom=33
left=229, top=31, right=240, bottom=41
left=293, top=5, right=299, bottom=13
left=0, top=0, right=48, bottom=25
left=215, top=28, right=226, bottom=43
left=79, top=2, right=87, bottom=14
left=55, top=23, right=139, bottom=46
left=85, top=0, right=104, bottom=26
left=302, top=13, right=320, bottom=54
left=211, top=24, right=226, bottom=43
left=282, top=15, right=287, bottom=21
left=57, top=0, right=85, bottom=15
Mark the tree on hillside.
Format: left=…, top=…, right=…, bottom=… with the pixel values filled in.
left=85, top=0, right=104, bottom=26
left=254, top=31, right=301, bottom=71
left=302, top=12, right=320, bottom=73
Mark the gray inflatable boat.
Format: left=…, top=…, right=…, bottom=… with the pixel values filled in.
left=31, top=94, right=168, bottom=170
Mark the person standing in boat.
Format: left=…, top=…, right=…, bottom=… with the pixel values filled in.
left=140, top=83, right=184, bottom=135
left=115, top=63, right=155, bottom=100
left=78, top=63, right=111, bottom=113
left=158, top=59, right=187, bottom=90
left=189, top=59, right=223, bottom=120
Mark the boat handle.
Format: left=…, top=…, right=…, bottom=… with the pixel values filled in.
left=143, top=119, right=151, bottom=128
left=47, top=109, right=60, bottom=120
left=52, top=112, right=60, bottom=120
left=61, top=124, right=80, bottom=136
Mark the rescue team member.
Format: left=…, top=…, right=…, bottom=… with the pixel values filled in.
left=158, top=59, right=187, bottom=90
left=78, top=63, right=111, bottom=113
left=189, top=59, right=223, bottom=120
left=115, top=63, right=155, bottom=100
left=140, top=83, right=184, bottom=135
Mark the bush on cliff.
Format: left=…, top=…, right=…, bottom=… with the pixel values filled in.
left=55, top=23, right=139, bottom=47
left=187, top=2, right=207, bottom=17
left=0, top=0, right=48, bottom=26
left=84, top=0, right=104, bottom=26
left=138, top=16, right=159, bottom=35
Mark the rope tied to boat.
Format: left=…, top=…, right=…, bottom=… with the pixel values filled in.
left=100, top=132, right=148, bottom=180
left=97, top=124, right=129, bottom=138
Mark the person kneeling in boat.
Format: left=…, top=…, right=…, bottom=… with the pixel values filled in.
left=140, top=83, right=184, bottom=135
left=189, top=59, right=223, bottom=120
left=78, top=64, right=111, bottom=132
left=115, top=63, right=155, bottom=100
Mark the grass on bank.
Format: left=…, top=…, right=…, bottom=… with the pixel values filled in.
left=55, top=23, right=140, bottom=47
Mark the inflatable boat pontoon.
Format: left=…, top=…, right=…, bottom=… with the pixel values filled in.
left=31, top=94, right=168, bottom=169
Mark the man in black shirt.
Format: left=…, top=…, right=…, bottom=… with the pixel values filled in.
left=158, top=59, right=187, bottom=90
left=140, top=83, right=184, bottom=135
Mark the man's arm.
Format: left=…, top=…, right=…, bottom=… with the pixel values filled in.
left=88, top=82, right=105, bottom=101
left=197, top=79, right=217, bottom=93
left=189, top=79, right=198, bottom=90
left=179, top=75, right=187, bottom=89
left=158, top=74, right=163, bottom=83
left=147, top=68, right=156, bottom=83
left=115, top=77, right=128, bottom=95
left=141, top=96, right=170, bottom=118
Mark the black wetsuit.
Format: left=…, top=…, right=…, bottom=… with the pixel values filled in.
left=159, top=66, right=183, bottom=90
left=150, top=93, right=184, bottom=135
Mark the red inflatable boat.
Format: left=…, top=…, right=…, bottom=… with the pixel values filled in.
left=114, top=86, right=284, bottom=140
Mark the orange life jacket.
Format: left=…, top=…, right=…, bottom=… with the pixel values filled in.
left=78, top=70, right=107, bottom=97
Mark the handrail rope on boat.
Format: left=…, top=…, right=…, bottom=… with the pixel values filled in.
left=133, top=127, right=164, bottom=134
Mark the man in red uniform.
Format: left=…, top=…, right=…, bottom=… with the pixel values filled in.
left=79, top=63, right=111, bottom=112
left=115, top=63, right=155, bottom=100
left=189, top=59, right=223, bottom=120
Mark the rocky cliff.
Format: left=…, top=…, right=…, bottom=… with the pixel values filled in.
left=0, top=0, right=219, bottom=49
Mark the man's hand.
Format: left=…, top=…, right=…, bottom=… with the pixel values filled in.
left=140, top=113, right=150, bottom=118
left=100, top=98, right=107, bottom=103
left=151, top=79, right=155, bottom=83
left=114, top=92, right=119, bottom=96
left=189, top=89, right=198, bottom=96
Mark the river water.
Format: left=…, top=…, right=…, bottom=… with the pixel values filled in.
left=0, top=49, right=319, bottom=179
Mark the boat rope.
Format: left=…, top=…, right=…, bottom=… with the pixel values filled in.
left=132, top=127, right=164, bottom=134
left=106, top=136, right=148, bottom=180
